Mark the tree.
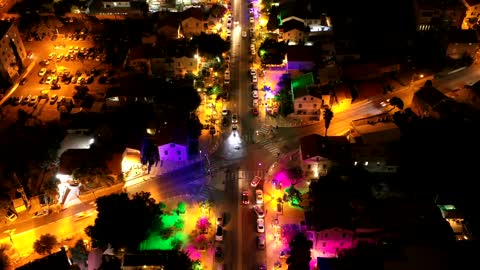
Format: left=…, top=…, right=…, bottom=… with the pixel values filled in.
left=0, top=243, right=10, bottom=270
left=0, top=194, right=11, bottom=217
left=258, top=38, right=287, bottom=65
left=196, top=217, right=211, bottom=234
left=286, top=232, right=313, bottom=270
left=86, top=192, right=162, bottom=250
left=34, top=234, right=58, bottom=255
left=323, top=108, right=334, bottom=136
left=70, top=239, right=89, bottom=268
left=208, top=4, right=227, bottom=18
left=42, top=176, right=60, bottom=204
left=191, top=33, right=230, bottom=58
left=388, top=96, right=404, bottom=110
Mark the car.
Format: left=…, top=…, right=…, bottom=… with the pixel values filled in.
left=242, top=31, right=247, bottom=38
left=58, top=96, right=66, bottom=104
left=50, top=94, right=58, bottom=104
left=258, top=264, right=267, bottom=270
left=253, top=205, right=265, bottom=218
left=234, top=20, right=239, bottom=25
left=38, top=68, right=47, bottom=76
left=19, top=77, right=27, bottom=85
left=242, top=191, right=249, bottom=204
left=48, top=53, right=56, bottom=60
left=215, top=225, right=223, bottom=241
left=253, top=99, right=259, bottom=107
left=250, top=176, right=261, bottom=187
left=249, top=8, right=254, bottom=13
left=231, top=114, right=238, bottom=124
left=224, top=79, right=230, bottom=85
left=56, top=54, right=63, bottom=61
left=250, top=69, right=256, bottom=76
left=252, top=76, right=257, bottom=83
left=51, top=83, right=61, bottom=90
left=13, top=96, right=22, bottom=105
left=252, top=90, right=259, bottom=99
left=252, top=107, right=259, bottom=116
left=257, top=218, right=265, bottom=233
left=255, top=190, right=263, bottom=204
left=232, top=124, right=238, bottom=130
left=33, top=209, right=49, bottom=218
left=380, top=99, right=391, bottom=107
left=225, top=55, right=230, bottom=62
left=250, top=17, right=255, bottom=23
left=277, top=202, right=283, bottom=214
left=22, top=95, right=31, bottom=104
left=46, top=76, right=54, bottom=85
left=222, top=108, right=229, bottom=116
left=6, top=209, right=17, bottom=222
left=215, top=247, right=224, bottom=262
left=217, top=213, right=224, bottom=226
left=257, top=235, right=266, bottom=249
left=29, top=95, right=38, bottom=106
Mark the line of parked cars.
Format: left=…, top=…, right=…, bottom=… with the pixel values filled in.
left=242, top=175, right=266, bottom=250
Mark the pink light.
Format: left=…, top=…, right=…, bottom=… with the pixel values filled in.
left=184, top=245, right=201, bottom=260
left=273, top=170, right=290, bottom=187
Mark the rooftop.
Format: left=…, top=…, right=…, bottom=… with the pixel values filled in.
left=58, top=148, right=123, bottom=175
left=282, top=19, right=306, bottom=32
left=414, top=86, right=449, bottom=107
left=287, top=45, right=317, bottom=62
left=16, top=249, right=70, bottom=270
left=448, top=29, right=479, bottom=44
left=0, top=20, right=12, bottom=37
left=300, top=134, right=350, bottom=162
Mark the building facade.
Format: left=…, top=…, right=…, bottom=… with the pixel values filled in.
left=0, top=21, right=27, bottom=84
left=158, top=142, right=188, bottom=162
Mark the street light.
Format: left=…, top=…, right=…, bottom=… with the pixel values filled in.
left=410, top=73, right=424, bottom=87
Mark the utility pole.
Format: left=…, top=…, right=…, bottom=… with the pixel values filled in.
left=13, top=173, right=30, bottom=209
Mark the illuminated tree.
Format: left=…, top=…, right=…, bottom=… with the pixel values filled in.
left=70, top=239, right=88, bottom=268
left=196, top=217, right=211, bottom=234
left=286, top=232, right=313, bottom=270
left=34, top=234, right=58, bottom=255
left=177, top=201, right=187, bottom=215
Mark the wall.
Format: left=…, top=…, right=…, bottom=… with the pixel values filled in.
left=158, top=143, right=188, bottom=162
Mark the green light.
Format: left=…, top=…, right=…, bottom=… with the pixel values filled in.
left=259, top=49, right=267, bottom=57
left=139, top=212, right=187, bottom=251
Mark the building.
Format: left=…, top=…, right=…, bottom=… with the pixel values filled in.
left=411, top=86, right=453, bottom=119
left=16, top=249, right=70, bottom=270
left=414, top=0, right=466, bottom=31
left=155, top=16, right=179, bottom=39
left=125, top=45, right=198, bottom=78
left=299, top=134, right=350, bottom=178
left=314, top=227, right=355, bottom=258
left=102, top=0, right=130, bottom=8
left=446, top=29, right=479, bottom=59
left=349, top=113, right=401, bottom=145
left=279, top=1, right=332, bottom=35
left=286, top=45, right=317, bottom=74
left=180, top=7, right=207, bottom=38
left=0, top=20, right=27, bottom=84
left=351, top=143, right=400, bottom=174
left=293, top=91, right=323, bottom=120
left=86, top=0, right=144, bottom=17
left=282, top=20, right=307, bottom=45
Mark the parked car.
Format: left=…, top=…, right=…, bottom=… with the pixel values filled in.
left=255, top=190, right=263, bottom=204
left=257, top=218, right=265, bottom=233
left=253, top=205, right=265, bottom=218
left=215, top=225, right=223, bottom=241
left=257, top=235, right=265, bottom=249
left=231, top=114, right=238, bottom=124
left=29, top=95, right=38, bottom=106
left=242, top=191, right=249, bottom=205
left=38, top=68, right=47, bottom=76
left=50, top=94, right=58, bottom=104
left=19, top=78, right=27, bottom=85
left=217, top=212, right=224, bottom=226
left=6, top=209, right=17, bottom=222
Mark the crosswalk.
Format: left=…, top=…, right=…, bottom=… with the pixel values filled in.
left=256, top=137, right=289, bottom=156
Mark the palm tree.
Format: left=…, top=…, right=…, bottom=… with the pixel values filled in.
left=323, top=108, right=334, bottom=137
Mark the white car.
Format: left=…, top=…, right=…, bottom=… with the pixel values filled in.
left=250, top=176, right=261, bottom=187
left=234, top=20, right=239, bottom=26
left=250, top=69, right=256, bottom=76
left=256, top=190, right=263, bottom=204
left=222, top=108, right=229, bottom=116
left=242, top=31, right=247, bottom=38
left=224, top=79, right=230, bottom=85
left=257, top=218, right=265, bottom=233
left=38, top=68, right=47, bottom=76
left=252, top=90, right=259, bottom=99
left=252, top=76, right=257, bottom=83
left=45, top=76, right=54, bottom=84
left=250, top=17, right=255, bottom=23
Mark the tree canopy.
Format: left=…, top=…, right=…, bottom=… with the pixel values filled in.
left=286, top=232, right=313, bottom=270
left=33, top=234, right=58, bottom=255
left=258, top=38, right=287, bottom=65
left=86, top=192, right=162, bottom=250
left=191, top=33, right=230, bottom=58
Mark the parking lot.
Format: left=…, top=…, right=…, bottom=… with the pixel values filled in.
left=1, top=30, right=113, bottom=123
